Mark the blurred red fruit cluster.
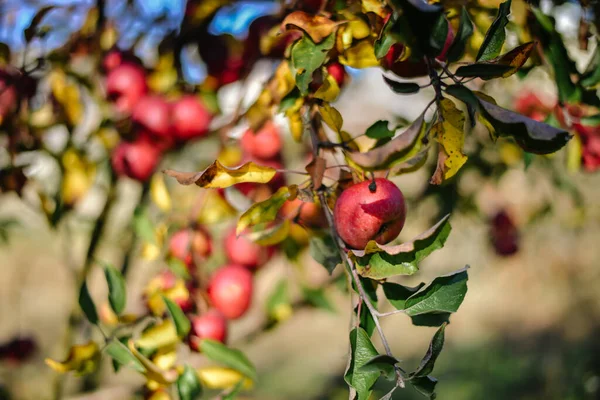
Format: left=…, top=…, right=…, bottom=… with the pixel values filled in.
left=490, top=210, right=519, bottom=256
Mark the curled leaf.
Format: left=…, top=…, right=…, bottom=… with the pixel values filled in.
left=434, top=98, right=468, bottom=181
left=164, top=161, right=276, bottom=189
left=45, top=341, right=100, bottom=376
left=282, top=11, right=340, bottom=43
left=127, top=340, right=178, bottom=385
left=455, top=42, right=536, bottom=80
left=197, top=367, right=253, bottom=390
left=237, top=185, right=298, bottom=234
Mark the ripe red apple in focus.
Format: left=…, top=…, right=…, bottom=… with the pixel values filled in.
left=240, top=121, right=282, bottom=160
left=224, top=227, right=274, bottom=269
left=188, top=310, right=228, bottom=351
left=111, top=137, right=161, bottom=182
left=326, top=62, right=346, bottom=87
left=169, top=227, right=213, bottom=266
left=132, top=95, right=171, bottom=138
left=171, top=95, right=212, bottom=141
left=106, top=63, right=147, bottom=114
left=207, top=265, right=253, bottom=319
left=334, top=178, right=406, bottom=249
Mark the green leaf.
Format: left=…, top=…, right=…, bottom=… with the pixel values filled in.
left=359, top=354, right=398, bottom=379
left=163, top=297, right=191, bottom=338
left=410, top=324, right=446, bottom=378
left=24, top=6, right=56, bottom=42
left=382, top=282, right=425, bottom=310
left=365, top=120, right=396, bottom=140
left=266, top=279, right=289, bottom=319
left=302, top=287, right=336, bottom=313
left=291, top=33, right=336, bottom=95
left=347, top=113, right=426, bottom=171
left=344, top=327, right=380, bottom=400
left=105, top=339, right=146, bottom=374
left=409, top=375, right=438, bottom=399
left=309, top=234, right=341, bottom=274
left=177, top=365, right=203, bottom=400
left=445, top=85, right=571, bottom=154
left=352, top=215, right=451, bottom=279
left=531, top=8, right=581, bottom=103
left=374, top=14, right=397, bottom=59
left=411, top=313, right=451, bottom=327
left=383, top=76, right=420, bottom=94
left=200, top=340, right=257, bottom=381
left=403, top=267, right=469, bottom=317
left=447, top=7, right=474, bottom=62
left=278, top=88, right=301, bottom=112
left=476, top=0, right=511, bottom=61
left=79, top=280, right=98, bottom=325
left=222, top=379, right=245, bottom=400
left=167, top=257, right=191, bottom=280
left=237, top=185, right=297, bottom=234
left=455, top=42, right=536, bottom=80
left=103, top=265, right=126, bottom=315
left=354, top=277, right=377, bottom=337
left=133, top=208, right=156, bottom=245
left=429, top=14, right=449, bottom=56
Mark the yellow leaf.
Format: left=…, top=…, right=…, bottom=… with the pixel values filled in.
left=146, top=279, right=190, bottom=317
left=136, top=320, right=179, bottom=350
left=45, top=341, right=100, bottom=376
left=340, top=40, right=379, bottom=69
left=151, top=174, right=172, bottom=212
left=435, top=99, right=468, bottom=180
left=246, top=219, right=291, bottom=246
left=49, top=70, right=82, bottom=125
left=237, top=185, right=297, bottom=235
left=152, top=346, right=178, bottom=371
left=164, top=160, right=277, bottom=189
left=313, top=73, right=341, bottom=102
left=217, top=145, right=243, bottom=167
left=128, top=340, right=178, bottom=386
left=361, top=0, right=388, bottom=17
left=282, top=11, right=340, bottom=43
left=197, top=367, right=253, bottom=390
left=318, top=103, right=343, bottom=133
left=566, top=132, right=582, bottom=173
left=285, top=97, right=305, bottom=142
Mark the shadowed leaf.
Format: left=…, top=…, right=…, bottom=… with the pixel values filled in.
left=476, top=0, right=511, bottom=61
left=410, top=324, right=446, bottom=377
left=344, top=328, right=380, bottom=400
left=447, top=7, right=474, bottom=62
left=383, top=76, right=420, bottom=94
left=456, top=42, right=536, bottom=80
left=79, top=281, right=98, bottom=325
left=178, top=365, right=203, bottom=400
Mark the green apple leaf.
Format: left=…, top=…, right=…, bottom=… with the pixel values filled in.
left=410, top=324, right=446, bottom=378
left=163, top=297, right=191, bottom=338
left=309, top=234, right=342, bottom=274
left=383, top=76, right=420, bottom=94
left=200, top=340, right=257, bottom=380
left=456, top=42, right=536, bottom=80
left=403, top=267, right=468, bottom=317
left=409, top=375, right=438, bottom=399
left=359, top=354, right=399, bottom=380
left=476, top=0, right=511, bottom=61
left=177, top=365, right=203, bottom=400
left=302, top=286, right=336, bottom=313
left=351, top=215, right=451, bottom=279
left=447, top=7, right=474, bottom=62
left=103, top=264, right=126, bottom=315
left=365, top=120, right=397, bottom=139
left=79, top=280, right=98, bottom=325
left=344, top=327, right=380, bottom=400
left=291, top=33, right=336, bottom=95
left=105, top=339, right=146, bottom=374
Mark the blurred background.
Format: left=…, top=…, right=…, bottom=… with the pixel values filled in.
left=1, top=0, right=600, bottom=399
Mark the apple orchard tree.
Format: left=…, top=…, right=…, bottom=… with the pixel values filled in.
left=0, top=0, right=597, bottom=399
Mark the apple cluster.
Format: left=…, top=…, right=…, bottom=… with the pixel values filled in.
left=104, top=51, right=214, bottom=182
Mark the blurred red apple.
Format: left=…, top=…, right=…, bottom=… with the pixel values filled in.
left=490, top=210, right=519, bottom=256
left=171, top=95, right=212, bottom=141
left=106, top=63, right=147, bottom=114
left=169, top=227, right=213, bottom=267
left=280, top=198, right=327, bottom=229
left=573, top=123, right=600, bottom=172
left=224, top=227, right=274, bottom=269
left=111, top=137, right=161, bottom=182
left=188, top=310, right=228, bottom=351
left=207, top=265, right=253, bottom=319
left=382, top=44, right=428, bottom=78
left=132, top=95, right=171, bottom=138
left=240, top=121, right=282, bottom=160
left=326, top=62, right=346, bottom=87
left=0, top=69, right=18, bottom=122
left=334, top=178, right=406, bottom=249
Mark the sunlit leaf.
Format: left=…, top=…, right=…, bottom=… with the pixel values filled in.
left=340, top=40, right=379, bottom=69
left=313, top=73, right=341, bottom=102
left=352, top=215, right=451, bottom=279
left=197, top=367, right=253, bottom=390
left=200, top=340, right=257, bottom=380
left=237, top=185, right=298, bottom=235
left=282, top=11, right=340, bottom=43
left=318, top=103, right=344, bottom=133
left=45, top=341, right=100, bottom=376
left=164, top=161, right=276, bottom=189
left=136, top=320, right=179, bottom=351
left=432, top=98, right=468, bottom=182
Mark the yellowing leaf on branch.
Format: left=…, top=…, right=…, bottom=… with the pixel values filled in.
left=127, top=340, right=178, bottom=386
left=313, top=73, right=341, bottom=102
left=432, top=98, right=468, bottom=182
left=150, top=174, right=172, bottom=212
left=245, top=220, right=291, bottom=246
left=237, top=185, right=298, bottom=235
left=281, top=11, right=340, bottom=43
left=340, top=40, right=379, bottom=69
left=136, top=320, right=179, bottom=350
left=318, top=103, right=343, bottom=133
left=45, top=341, right=100, bottom=376
left=197, top=366, right=253, bottom=390
left=164, top=160, right=276, bottom=189
left=285, top=97, right=305, bottom=142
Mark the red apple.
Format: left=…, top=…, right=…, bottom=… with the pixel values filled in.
left=132, top=95, right=171, bottom=138
left=207, top=265, right=253, bottom=319
left=240, top=121, right=282, bottom=160
left=224, top=227, right=274, bottom=269
left=490, top=210, right=519, bottom=256
left=106, top=63, right=147, bottom=114
left=573, top=123, right=600, bottom=172
left=334, top=178, right=406, bottom=249
left=111, top=137, right=161, bottom=182
left=171, top=95, right=212, bottom=141
left=326, top=62, right=346, bottom=87
left=169, top=227, right=213, bottom=267
left=188, top=310, right=228, bottom=351
left=0, top=69, right=18, bottom=121
left=383, top=44, right=428, bottom=78
left=279, top=198, right=326, bottom=229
